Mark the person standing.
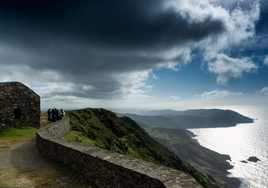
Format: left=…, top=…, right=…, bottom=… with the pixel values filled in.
left=47, top=108, right=51, bottom=121
left=52, top=108, right=56, bottom=122
left=56, top=109, right=60, bottom=121
left=60, top=109, right=65, bottom=117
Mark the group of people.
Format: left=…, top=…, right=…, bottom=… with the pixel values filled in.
left=47, top=108, right=65, bottom=122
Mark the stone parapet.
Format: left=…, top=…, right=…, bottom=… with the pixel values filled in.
left=36, top=116, right=202, bottom=188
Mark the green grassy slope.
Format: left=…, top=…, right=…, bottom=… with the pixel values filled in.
left=65, top=109, right=169, bottom=166
left=65, top=109, right=228, bottom=188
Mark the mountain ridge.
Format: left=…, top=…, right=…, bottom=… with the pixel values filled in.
left=139, top=109, right=253, bottom=128
left=116, top=113, right=196, bottom=137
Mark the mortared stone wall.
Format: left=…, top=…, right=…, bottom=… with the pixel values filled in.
left=36, top=116, right=202, bottom=188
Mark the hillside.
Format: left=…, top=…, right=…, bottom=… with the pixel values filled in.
left=116, top=113, right=185, bottom=129
left=140, top=109, right=253, bottom=128
left=64, top=108, right=228, bottom=188
left=169, top=115, right=236, bottom=128
left=119, top=113, right=241, bottom=187
left=116, top=113, right=195, bottom=137
left=144, top=127, right=240, bottom=188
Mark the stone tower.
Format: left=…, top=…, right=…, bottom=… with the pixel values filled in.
left=0, top=82, right=40, bottom=130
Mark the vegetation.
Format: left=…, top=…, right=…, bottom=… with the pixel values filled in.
left=65, top=108, right=170, bottom=166
left=0, top=126, right=37, bottom=141
left=65, top=108, right=229, bottom=188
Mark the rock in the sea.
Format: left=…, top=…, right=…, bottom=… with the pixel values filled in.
left=247, top=156, right=260, bottom=163
left=240, top=160, right=248, bottom=163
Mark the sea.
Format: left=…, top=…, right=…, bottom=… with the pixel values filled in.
left=188, top=105, right=268, bottom=188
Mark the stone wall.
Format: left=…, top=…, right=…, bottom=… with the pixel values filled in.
left=0, top=82, right=40, bottom=129
left=36, top=117, right=202, bottom=188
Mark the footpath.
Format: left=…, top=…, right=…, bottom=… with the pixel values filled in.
left=0, top=114, right=92, bottom=188
left=0, top=138, right=93, bottom=188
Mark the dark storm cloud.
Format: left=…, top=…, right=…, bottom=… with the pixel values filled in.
left=0, top=0, right=226, bottom=99
left=0, top=0, right=224, bottom=49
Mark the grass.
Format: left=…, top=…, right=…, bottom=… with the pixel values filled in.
left=0, top=126, right=37, bottom=141
left=64, top=109, right=171, bottom=166
left=64, top=130, right=96, bottom=146
left=0, top=112, right=50, bottom=141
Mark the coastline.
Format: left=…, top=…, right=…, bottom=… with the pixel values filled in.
left=187, top=116, right=256, bottom=188
left=215, top=154, right=241, bottom=188
left=189, top=130, right=241, bottom=188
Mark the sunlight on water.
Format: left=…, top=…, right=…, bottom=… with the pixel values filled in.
left=189, top=105, right=268, bottom=188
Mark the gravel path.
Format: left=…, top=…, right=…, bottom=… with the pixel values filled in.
left=0, top=138, right=52, bottom=170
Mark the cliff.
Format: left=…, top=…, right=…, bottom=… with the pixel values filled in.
left=64, top=108, right=228, bottom=188
left=117, top=113, right=241, bottom=187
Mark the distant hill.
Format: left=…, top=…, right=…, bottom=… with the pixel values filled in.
left=169, top=115, right=236, bottom=128
left=116, top=113, right=195, bottom=137
left=65, top=108, right=228, bottom=188
left=139, top=109, right=180, bottom=116
left=116, top=113, right=185, bottom=129
left=140, top=109, right=253, bottom=128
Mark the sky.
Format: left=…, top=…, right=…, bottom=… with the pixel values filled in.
left=0, top=0, right=268, bottom=111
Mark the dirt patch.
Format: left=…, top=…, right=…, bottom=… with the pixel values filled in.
left=0, top=113, right=93, bottom=187
left=0, top=139, right=93, bottom=188
left=0, top=166, right=93, bottom=188
left=40, top=113, right=51, bottom=128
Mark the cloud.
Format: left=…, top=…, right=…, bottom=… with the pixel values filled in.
left=198, top=89, right=243, bottom=99
left=169, top=96, right=180, bottom=100
left=116, top=71, right=153, bottom=99
left=152, top=73, right=158, bottom=79
left=83, top=85, right=94, bottom=91
left=208, top=54, right=258, bottom=84
left=199, top=1, right=261, bottom=83
left=201, top=1, right=260, bottom=59
left=257, top=87, right=268, bottom=95
left=264, top=55, right=268, bottom=66
left=0, top=0, right=228, bottom=100
left=0, top=0, right=263, bottom=103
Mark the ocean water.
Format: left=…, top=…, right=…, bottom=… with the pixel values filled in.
left=188, top=105, right=268, bottom=188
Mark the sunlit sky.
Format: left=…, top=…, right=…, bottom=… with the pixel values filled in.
left=0, top=0, right=268, bottom=111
